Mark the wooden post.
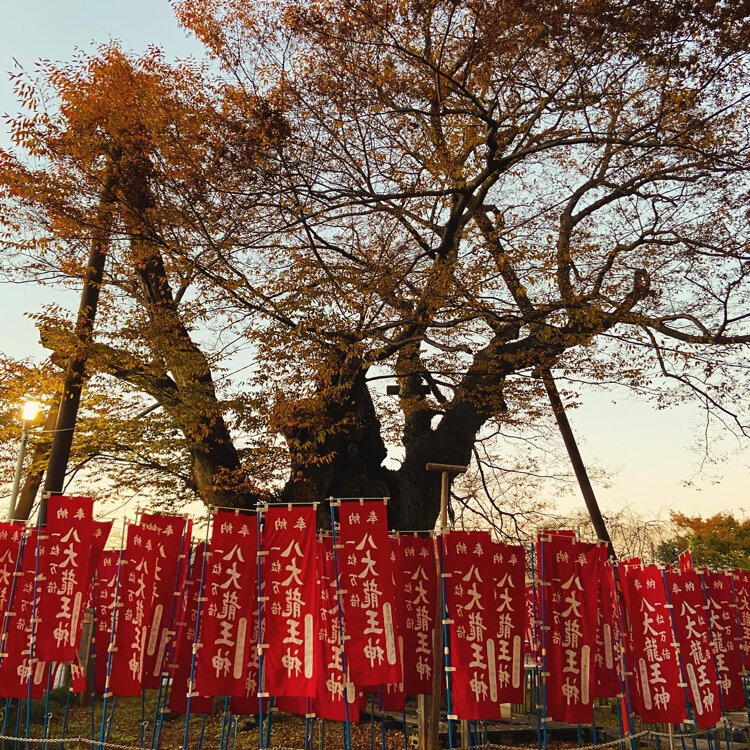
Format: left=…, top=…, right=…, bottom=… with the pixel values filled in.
left=424, top=463, right=467, bottom=750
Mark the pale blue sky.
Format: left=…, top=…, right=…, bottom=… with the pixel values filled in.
left=0, top=1, right=746, bottom=521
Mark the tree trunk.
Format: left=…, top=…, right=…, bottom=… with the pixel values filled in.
left=42, top=170, right=117, bottom=515
left=131, top=239, right=260, bottom=508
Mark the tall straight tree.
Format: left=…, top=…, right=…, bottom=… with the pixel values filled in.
left=0, top=48, right=274, bottom=508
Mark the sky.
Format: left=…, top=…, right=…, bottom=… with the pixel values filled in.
left=0, top=1, right=747, bottom=525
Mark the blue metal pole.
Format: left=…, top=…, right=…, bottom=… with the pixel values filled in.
left=329, top=500, right=353, bottom=750
left=152, top=518, right=191, bottom=750
left=610, top=561, right=638, bottom=750
left=195, top=713, right=208, bottom=750
left=57, top=681, right=73, bottom=750
left=369, top=693, right=376, bottom=750
left=90, top=570, right=98, bottom=743
left=264, top=699, right=274, bottom=748
left=378, top=688, right=387, bottom=750
left=140, top=688, right=147, bottom=747
left=26, top=517, right=44, bottom=745
left=538, top=537, right=549, bottom=750
left=437, top=531, right=455, bottom=750
left=98, top=522, right=127, bottom=750
left=257, top=509, right=266, bottom=750
left=105, top=696, right=118, bottom=745
left=529, top=542, right=543, bottom=750
left=41, top=665, right=53, bottom=748
left=218, top=694, right=230, bottom=750
left=181, top=515, right=211, bottom=750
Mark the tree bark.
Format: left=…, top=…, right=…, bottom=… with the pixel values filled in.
left=42, top=170, right=117, bottom=515
left=131, top=239, right=259, bottom=508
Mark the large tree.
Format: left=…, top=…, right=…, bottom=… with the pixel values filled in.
left=169, top=0, right=750, bottom=527
left=2, top=0, right=749, bottom=530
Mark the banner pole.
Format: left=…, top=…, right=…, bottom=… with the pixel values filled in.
left=329, top=500, right=353, bottom=750
left=530, top=541, right=543, bottom=750
left=151, top=517, right=192, bottom=749
left=438, top=529, right=455, bottom=750
left=41, top=665, right=53, bottom=748
left=196, top=713, right=207, bottom=750
left=98, top=520, right=127, bottom=750
left=539, top=536, right=549, bottom=750
left=257, top=509, right=265, bottom=749
left=90, top=570, right=98, bottom=743
left=26, top=511, right=45, bottom=745
left=610, top=561, right=637, bottom=750
left=181, top=513, right=211, bottom=750
left=57, top=674, right=73, bottom=750
left=379, top=687, right=387, bottom=750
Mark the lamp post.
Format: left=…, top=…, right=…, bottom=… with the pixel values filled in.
left=8, top=401, right=39, bottom=520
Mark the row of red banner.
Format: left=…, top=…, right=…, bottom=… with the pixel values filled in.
left=1, top=499, right=749, bottom=727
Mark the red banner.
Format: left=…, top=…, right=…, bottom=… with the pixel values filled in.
left=443, top=530, right=500, bottom=720
left=313, top=538, right=359, bottom=721
left=399, top=535, right=437, bottom=696
left=92, top=550, right=120, bottom=694
left=260, top=505, right=318, bottom=698
left=169, top=543, right=215, bottom=715
left=109, top=523, right=160, bottom=696
left=540, top=535, right=604, bottom=723
left=0, top=530, right=47, bottom=699
left=706, top=571, right=745, bottom=710
left=666, top=569, right=721, bottom=728
left=35, top=496, right=95, bottom=662
left=0, top=523, right=23, bottom=613
left=139, top=513, right=192, bottom=689
left=594, top=563, right=621, bottom=698
left=622, top=565, right=686, bottom=724
left=337, top=500, right=401, bottom=686
left=194, top=511, right=258, bottom=698
left=492, top=542, right=526, bottom=704
left=733, top=569, right=750, bottom=665
left=381, top=538, right=407, bottom=710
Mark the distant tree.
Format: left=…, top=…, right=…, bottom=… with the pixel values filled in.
left=661, top=512, right=750, bottom=569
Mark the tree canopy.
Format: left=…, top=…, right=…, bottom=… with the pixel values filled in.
left=658, top=512, right=750, bottom=569
left=1, top=0, right=749, bottom=529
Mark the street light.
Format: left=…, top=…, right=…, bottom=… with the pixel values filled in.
left=8, top=400, right=40, bottom=520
